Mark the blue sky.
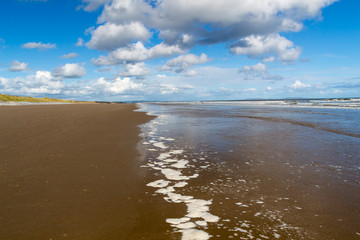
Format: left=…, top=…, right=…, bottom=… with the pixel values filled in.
left=0, top=0, right=359, bottom=101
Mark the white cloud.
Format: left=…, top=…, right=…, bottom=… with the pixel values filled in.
left=63, top=76, right=195, bottom=99
left=86, top=22, right=151, bottom=51
left=262, top=56, right=275, bottom=63
left=162, top=53, right=210, bottom=73
left=60, top=53, right=79, bottom=59
left=231, top=34, right=301, bottom=63
left=156, top=74, right=167, bottom=78
left=241, top=63, right=267, bottom=72
left=98, top=0, right=152, bottom=24
left=158, top=85, right=180, bottom=95
left=185, top=70, right=197, bottom=77
left=76, top=38, right=84, bottom=47
left=22, top=42, right=56, bottom=50
left=9, top=60, right=28, bottom=72
left=94, top=77, right=143, bottom=94
left=53, top=63, right=87, bottom=78
left=149, top=43, right=185, bottom=59
left=93, top=41, right=184, bottom=65
left=291, top=80, right=311, bottom=89
left=119, top=62, right=150, bottom=77
left=0, top=71, right=64, bottom=95
left=239, top=63, right=283, bottom=81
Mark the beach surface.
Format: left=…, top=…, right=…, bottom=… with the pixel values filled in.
left=0, top=104, right=154, bottom=240
left=1, top=101, right=359, bottom=240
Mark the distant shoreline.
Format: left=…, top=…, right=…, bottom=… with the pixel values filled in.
left=135, top=97, right=360, bottom=104
left=1, top=93, right=359, bottom=105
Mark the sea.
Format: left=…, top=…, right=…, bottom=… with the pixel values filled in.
left=136, top=98, right=360, bottom=240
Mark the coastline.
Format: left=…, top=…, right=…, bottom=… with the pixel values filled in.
left=0, top=103, right=154, bottom=240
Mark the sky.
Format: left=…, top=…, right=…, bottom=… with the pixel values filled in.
left=0, top=0, right=359, bottom=101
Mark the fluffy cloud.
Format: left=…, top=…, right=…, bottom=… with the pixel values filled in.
left=93, top=41, right=184, bottom=65
left=60, top=53, right=79, bottom=59
left=119, top=62, right=150, bottom=77
left=161, top=53, right=210, bottom=73
left=291, top=80, right=311, bottom=89
left=241, top=63, right=267, bottom=73
left=239, top=63, right=283, bottom=81
left=86, top=22, right=151, bottom=51
left=76, top=38, right=84, bottom=47
left=0, top=71, right=64, bottom=95
left=22, top=42, right=56, bottom=50
left=71, top=76, right=194, bottom=98
left=9, top=60, right=28, bottom=72
left=81, top=0, right=335, bottom=78
left=185, top=70, right=197, bottom=77
left=156, top=74, right=167, bottom=78
left=94, top=77, right=143, bottom=94
left=262, top=57, right=276, bottom=63
left=53, top=63, right=87, bottom=78
left=1, top=73, right=172, bottom=99
left=97, top=0, right=152, bottom=24
left=231, top=34, right=301, bottom=63
left=83, top=0, right=334, bottom=46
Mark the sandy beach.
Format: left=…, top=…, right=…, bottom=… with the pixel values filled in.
left=0, top=104, right=154, bottom=240
left=1, top=102, right=359, bottom=240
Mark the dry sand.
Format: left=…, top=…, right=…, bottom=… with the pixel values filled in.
left=0, top=103, right=155, bottom=240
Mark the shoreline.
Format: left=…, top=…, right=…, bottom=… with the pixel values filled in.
left=0, top=103, right=154, bottom=240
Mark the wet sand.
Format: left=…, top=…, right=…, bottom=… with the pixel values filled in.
left=0, top=104, right=154, bottom=240
left=138, top=103, right=360, bottom=240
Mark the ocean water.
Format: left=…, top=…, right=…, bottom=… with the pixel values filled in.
left=137, top=100, right=360, bottom=240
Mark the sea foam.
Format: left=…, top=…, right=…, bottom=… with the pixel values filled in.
left=140, top=110, right=219, bottom=239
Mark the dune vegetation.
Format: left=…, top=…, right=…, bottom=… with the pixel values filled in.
left=0, top=94, right=77, bottom=103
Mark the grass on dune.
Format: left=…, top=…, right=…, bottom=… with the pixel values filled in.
left=0, top=94, right=77, bottom=103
